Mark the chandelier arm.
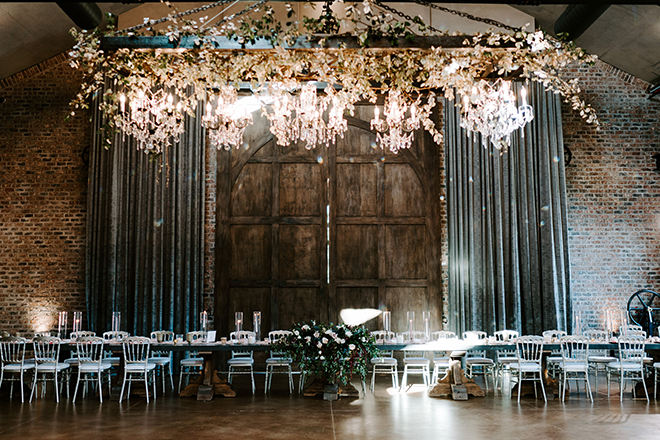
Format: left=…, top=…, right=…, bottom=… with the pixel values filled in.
left=198, top=1, right=241, bottom=32
left=412, top=0, right=523, bottom=34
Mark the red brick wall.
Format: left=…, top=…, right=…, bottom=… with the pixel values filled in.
left=0, top=54, right=89, bottom=335
left=563, top=60, right=660, bottom=331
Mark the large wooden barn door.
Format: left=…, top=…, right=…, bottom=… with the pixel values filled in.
left=216, top=107, right=441, bottom=335
left=329, top=106, right=442, bottom=332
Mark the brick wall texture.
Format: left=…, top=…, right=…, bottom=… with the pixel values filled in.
left=0, top=54, right=89, bottom=334
left=1, top=53, right=659, bottom=335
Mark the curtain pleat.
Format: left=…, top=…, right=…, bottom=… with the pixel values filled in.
left=86, top=85, right=205, bottom=336
left=446, top=82, right=570, bottom=336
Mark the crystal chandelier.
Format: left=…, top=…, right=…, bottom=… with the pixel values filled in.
left=370, top=90, right=425, bottom=154
left=265, top=82, right=349, bottom=150
left=118, top=89, right=185, bottom=154
left=460, top=79, right=534, bottom=149
left=202, top=85, right=253, bottom=150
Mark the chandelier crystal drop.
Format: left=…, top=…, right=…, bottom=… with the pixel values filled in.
left=459, top=79, right=534, bottom=150
left=202, top=85, right=253, bottom=151
left=118, top=89, right=185, bottom=154
left=264, top=82, right=349, bottom=150
left=370, top=90, right=432, bottom=154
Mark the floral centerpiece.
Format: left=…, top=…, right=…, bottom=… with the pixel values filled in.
left=274, top=321, right=379, bottom=386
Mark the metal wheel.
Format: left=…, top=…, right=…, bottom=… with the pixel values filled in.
left=626, top=289, right=660, bottom=337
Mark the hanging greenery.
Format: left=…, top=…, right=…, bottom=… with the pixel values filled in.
left=67, top=0, right=600, bottom=153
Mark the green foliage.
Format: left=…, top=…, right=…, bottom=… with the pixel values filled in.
left=274, top=321, right=379, bottom=385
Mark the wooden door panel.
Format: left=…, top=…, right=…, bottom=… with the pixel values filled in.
left=229, top=225, right=271, bottom=280
left=334, top=287, right=379, bottom=329
left=276, top=287, right=323, bottom=329
left=335, top=225, right=378, bottom=280
left=279, top=163, right=322, bottom=217
left=228, top=287, right=272, bottom=334
left=382, top=287, right=429, bottom=333
left=336, top=163, right=378, bottom=217
left=385, top=225, right=427, bottom=279
left=384, top=164, right=424, bottom=217
left=231, top=163, right=272, bottom=217
left=279, top=225, right=321, bottom=280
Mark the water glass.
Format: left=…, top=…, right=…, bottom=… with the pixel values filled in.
left=422, top=311, right=431, bottom=341
left=235, top=312, right=243, bottom=335
left=253, top=311, right=261, bottom=341
left=407, top=311, right=415, bottom=340
left=57, top=311, right=68, bottom=339
left=382, top=311, right=391, bottom=335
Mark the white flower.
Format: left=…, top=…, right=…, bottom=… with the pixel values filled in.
left=345, top=330, right=352, bottom=337
left=305, top=336, right=311, bottom=342
left=322, top=337, right=328, bottom=344
left=325, top=329, right=333, bottom=335
left=293, top=330, right=299, bottom=336
left=339, top=339, right=345, bottom=344
left=320, top=356, right=325, bottom=360
left=302, top=325, right=310, bottom=330
left=348, top=344, right=356, bottom=350
left=317, top=342, right=323, bottom=348
left=313, top=331, right=320, bottom=338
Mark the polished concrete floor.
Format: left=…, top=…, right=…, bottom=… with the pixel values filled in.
left=1, top=374, right=660, bottom=440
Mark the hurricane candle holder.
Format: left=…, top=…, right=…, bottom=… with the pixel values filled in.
left=253, top=311, right=261, bottom=341
left=422, top=311, right=431, bottom=341
left=235, top=311, right=243, bottom=335
left=382, top=311, right=391, bottom=335
left=573, top=310, right=582, bottom=335
left=407, top=311, right=415, bottom=341
left=111, top=311, right=121, bottom=334
left=73, top=311, right=82, bottom=334
left=57, top=311, right=68, bottom=339
left=200, top=310, right=208, bottom=332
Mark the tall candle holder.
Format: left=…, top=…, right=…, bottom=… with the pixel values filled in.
left=620, top=310, right=627, bottom=335
left=200, top=311, right=208, bottom=332
left=73, top=311, right=82, bottom=335
left=407, top=311, right=415, bottom=341
left=382, top=311, right=391, bottom=336
left=57, top=311, right=68, bottom=339
left=573, top=310, right=582, bottom=335
left=111, top=311, right=121, bottom=335
left=235, top=311, right=243, bottom=335
left=422, top=311, right=431, bottom=342
left=253, top=311, right=261, bottom=341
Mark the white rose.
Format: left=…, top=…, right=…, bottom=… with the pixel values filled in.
left=294, top=330, right=299, bottom=335
left=305, top=336, right=311, bottom=342
left=325, top=329, right=333, bottom=335
left=320, top=356, right=325, bottom=360
left=314, top=331, right=320, bottom=338
left=349, top=344, right=356, bottom=350
left=317, top=342, right=323, bottom=348
left=345, top=330, right=353, bottom=337
left=322, top=337, right=328, bottom=344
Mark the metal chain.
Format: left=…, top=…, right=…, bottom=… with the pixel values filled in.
left=373, top=1, right=444, bottom=35
left=412, top=0, right=522, bottom=33
left=213, top=0, right=271, bottom=27
left=124, top=0, right=237, bottom=32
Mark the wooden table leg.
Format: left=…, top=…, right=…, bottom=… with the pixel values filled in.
left=179, top=351, right=236, bottom=400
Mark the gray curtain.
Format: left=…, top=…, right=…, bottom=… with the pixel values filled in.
left=446, top=82, right=570, bottom=336
left=86, top=87, right=205, bottom=336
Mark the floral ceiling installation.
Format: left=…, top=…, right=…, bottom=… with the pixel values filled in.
left=68, top=0, right=600, bottom=155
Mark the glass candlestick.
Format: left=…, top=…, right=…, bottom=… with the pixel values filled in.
left=235, top=311, right=243, bottom=336
left=57, top=311, right=68, bottom=339
left=382, top=311, right=391, bottom=336
left=111, top=311, right=121, bottom=334
left=73, top=311, right=82, bottom=334
left=200, top=311, right=208, bottom=332
left=422, top=311, right=431, bottom=342
left=253, top=311, right=261, bottom=341
left=407, top=311, right=415, bottom=341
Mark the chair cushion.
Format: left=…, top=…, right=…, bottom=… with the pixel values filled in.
left=371, top=357, right=397, bottom=366
left=2, top=363, right=34, bottom=372
left=125, top=362, right=156, bottom=372
left=149, top=357, right=171, bottom=365
left=546, top=356, right=562, bottom=364
left=35, top=362, right=69, bottom=372
left=607, top=361, right=643, bottom=371
left=266, top=357, right=293, bottom=365
left=466, top=357, right=494, bottom=365
left=79, top=363, right=112, bottom=373
left=509, top=362, right=541, bottom=372
left=403, top=358, right=430, bottom=365
left=560, top=361, right=589, bottom=372
left=588, top=356, right=617, bottom=363
left=227, top=358, right=254, bottom=366
left=181, top=358, right=203, bottom=366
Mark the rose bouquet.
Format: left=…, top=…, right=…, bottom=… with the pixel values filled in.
left=275, top=321, right=379, bottom=385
